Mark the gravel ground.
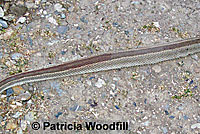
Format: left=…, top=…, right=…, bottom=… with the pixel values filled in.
left=0, top=0, right=200, bottom=134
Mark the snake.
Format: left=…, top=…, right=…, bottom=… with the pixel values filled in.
left=0, top=37, right=200, bottom=93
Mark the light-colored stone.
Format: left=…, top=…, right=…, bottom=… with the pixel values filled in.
left=152, top=65, right=162, bottom=73
left=12, top=86, right=25, bottom=95
left=95, top=78, right=106, bottom=88
left=48, top=16, right=58, bottom=25
left=25, top=112, right=35, bottom=122
left=54, top=3, right=63, bottom=12
left=17, top=17, right=26, bottom=24
left=12, top=112, right=23, bottom=118
left=3, top=14, right=15, bottom=21
left=0, top=7, right=4, bottom=17
left=26, top=2, right=37, bottom=8
left=86, top=80, right=92, bottom=86
left=21, top=120, right=27, bottom=130
left=153, top=22, right=160, bottom=27
left=0, top=19, right=8, bottom=28
left=11, top=53, right=23, bottom=61
left=17, top=91, right=31, bottom=101
left=191, top=123, right=200, bottom=129
left=191, top=54, right=199, bottom=61
left=6, top=122, right=17, bottom=130
left=141, top=120, right=150, bottom=126
left=15, top=102, right=23, bottom=106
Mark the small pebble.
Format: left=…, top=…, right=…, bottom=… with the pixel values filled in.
left=55, top=112, right=62, bottom=118
left=110, top=84, right=115, bottom=90
left=8, top=96, right=15, bottom=102
left=12, top=86, right=25, bottom=95
left=54, top=3, right=63, bottom=12
left=51, top=82, right=63, bottom=96
left=17, top=17, right=26, bottom=24
left=69, top=104, right=82, bottom=111
left=144, top=98, right=147, bottom=104
left=20, top=120, right=27, bottom=130
left=17, top=92, right=31, bottom=101
left=113, top=77, right=120, bottom=81
left=10, top=104, right=17, bottom=109
left=56, top=88, right=63, bottom=96
left=75, top=33, right=81, bottom=38
left=152, top=65, right=162, bottom=73
left=9, top=5, right=27, bottom=16
left=27, top=100, right=33, bottom=105
left=131, top=1, right=140, bottom=5
left=43, top=10, right=47, bottom=15
left=6, top=122, right=17, bottom=130
left=60, top=13, right=66, bottom=19
left=162, top=127, right=168, bottom=134
left=77, top=26, right=81, bottom=30
left=26, top=2, right=37, bottom=9
left=89, top=76, right=95, bottom=80
left=169, top=115, right=175, bottom=119
left=3, top=14, right=15, bottom=21
left=6, top=88, right=14, bottom=97
left=54, top=11, right=60, bottom=15
left=61, top=51, right=66, bottom=55
left=141, top=121, right=150, bottom=126
left=95, top=78, right=106, bottom=88
left=57, top=25, right=69, bottom=34
left=15, top=102, right=23, bottom=106
left=11, top=53, right=23, bottom=61
left=20, top=34, right=24, bottom=41
left=164, top=110, right=169, bottom=115
left=5, top=60, right=12, bottom=67
left=153, top=22, right=160, bottom=27
left=178, top=105, right=184, bottom=110
left=12, top=112, right=22, bottom=118
left=191, top=123, right=200, bottom=129
left=115, top=105, right=120, bottom=110
left=191, top=54, right=199, bottom=61
left=183, top=115, right=189, bottom=120
left=0, top=19, right=8, bottom=28
left=193, top=86, right=198, bottom=90
left=48, top=16, right=58, bottom=25
left=68, top=6, right=74, bottom=12
left=1, top=94, right=6, bottom=98
left=0, top=7, right=4, bottom=17
left=90, top=100, right=98, bottom=107
left=133, top=102, right=137, bottom=107
left=189, top=80, right=193, bottom=85
left=112, top=22, right=118, bottom=27
left=101, top=93, right=106, bottom=98
left=25, top=112, right=35, bottom=122
left=88, top=99, right=92, bottom=104
left=41, top=0, right=47, bottom=3
left=80, top=16, right=88, bottom=24
left=86, top=80, right=92, bottom=86
left=0, top=116, right=3, bottom=122
left=124, top=30, right=129, bottom=36
left=0, top=52, right=2, bottom=59
left=28, top=36, right=33, bottom=46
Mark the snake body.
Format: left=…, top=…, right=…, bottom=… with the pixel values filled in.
left=0, top=37, right=200, bottom=93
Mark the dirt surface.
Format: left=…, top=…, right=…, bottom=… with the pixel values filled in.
left=0, top=0, right=200, bottom=134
